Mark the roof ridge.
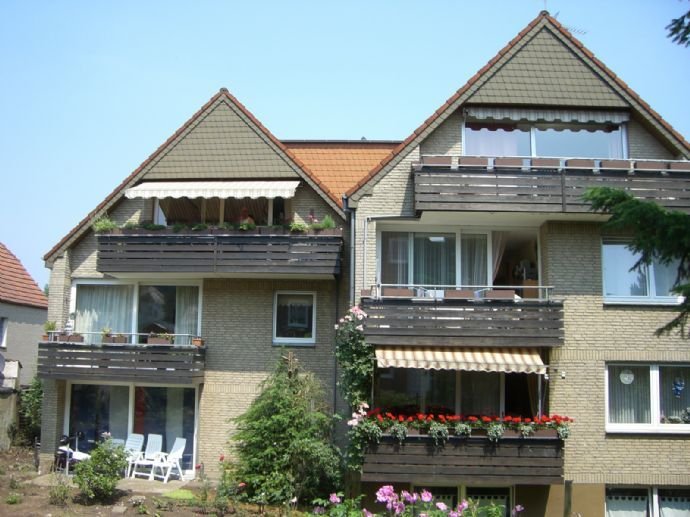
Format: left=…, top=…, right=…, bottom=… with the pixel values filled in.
left=345, top=11, right=690, bottom=200
left=44, top=89, right=345, bottom=263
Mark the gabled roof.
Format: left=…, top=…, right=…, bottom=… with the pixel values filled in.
left=284, top=140, right=400, bottom=203
left=44, top=89, right=346, bottom=264
left=0, top=243, right=48, bottom=310
left=346, top=10, right=690, bottom=202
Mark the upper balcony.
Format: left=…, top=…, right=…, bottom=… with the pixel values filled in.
left=414, top=156, right=690, bottom=214
left=37, top=332, right=205, bottom=385
left=96, top=228, right=343, bottom=278
left=361, top=286, right=564, bottom=348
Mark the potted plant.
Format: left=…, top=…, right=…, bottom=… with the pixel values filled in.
left=147, top=333, right=173, bottom=345
left=43, top=321, right=57, bottom=341
left=192, top=337, right=205, bottom=347
left=65, top=333, right=84, bottom=343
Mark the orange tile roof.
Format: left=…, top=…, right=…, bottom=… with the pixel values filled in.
left=284, top=141, right=400, bottom=202
left=0, top=243, right=48, bottom=310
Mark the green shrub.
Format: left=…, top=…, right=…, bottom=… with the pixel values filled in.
left=48, top=473, right=71, bottom=506
left=310, top=214, right=337, bottom=231
left=92, top=216, right=118, bottom=233
left=18, top=377, right=42, bottom=444
left=122, top=221, right=139, bottom=230
left=73, top=438, right=127, bottom=502
left=191, top=223, right=208, bottom=231
left=141, top=223, right=166, bottom=231
left=5, top=493, right=21, bottom=504
left=233, top=353, right=341, bottom=505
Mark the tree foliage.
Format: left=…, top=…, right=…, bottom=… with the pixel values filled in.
left=18, top=377, right=42, bottom=443
left=233, top=353, right=341, bottom=505
left=584, top=187, right=690, bottom=336
left=668, top=3, right=690, bottom=47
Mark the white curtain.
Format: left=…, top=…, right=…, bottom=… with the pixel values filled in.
left=75, top=285, right=133, bottom=344
left=175, top=286, right=199, bottom=345
left=660, top=495, right=690, bottom=516
left=491, top=232, right=506, bottom=282
left=461, top=234, right=488, bottom=287
left=608, top=366, right=651, bottom=424
left=413, top=234, right=456, bottom=287
left=606, top=495, right=648, bottom=517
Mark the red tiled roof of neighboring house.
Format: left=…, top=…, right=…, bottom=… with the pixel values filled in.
left=345, top=10, right=690, bottom=200
left=283, top=140, right=400, bottom=203
left=43, top=89, right=346, bottom=263
left=0, top=243, right=48, bottom=310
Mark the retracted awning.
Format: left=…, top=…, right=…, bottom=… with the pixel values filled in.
left=125, top=180, right=301, bottom=200
left=464, top=106, right=630, bottom=125
left=375, top=347, right=546, bottom=375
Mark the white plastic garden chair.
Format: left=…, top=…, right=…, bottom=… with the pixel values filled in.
left=131, top=433, right=163, bottom=480
left=123, top=433, right=144, bottom=477
left=151, top=437, right=186, bottom=483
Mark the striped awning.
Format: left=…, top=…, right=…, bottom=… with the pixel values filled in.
left=463, top=107, right=630, bottom=125
left=375, top=347, right=546, bottom=375
left=125, top=181, right=300, bottom=200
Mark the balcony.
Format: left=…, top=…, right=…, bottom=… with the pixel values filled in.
left=361, top=287, right=564, bottom=348
left=414, top=156, right=690, bottom=213
left=362, top=434, right=564, bottom=486
left=96, top=228, right=343, bottom=277
left=37, top=335, right=205, bottom=384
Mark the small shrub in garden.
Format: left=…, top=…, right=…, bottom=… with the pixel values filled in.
left=49, top=473, right=71, bottom=506
left=73, top=437, right=127, bottom=502
left=8, top=475, right=20, bottom=489
left=5, top=492, right=22, bottom=505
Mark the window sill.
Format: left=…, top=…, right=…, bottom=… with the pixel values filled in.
left=606, top=425, right=690, bottom=435
left=272, top=340, right=315, bottom=348
left=603, top=297, right=683, bottom=307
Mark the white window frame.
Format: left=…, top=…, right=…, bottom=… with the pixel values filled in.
left=605, top=363, right=690, bottom=434
left=64, top=380, right=199, bottom=478
left=462, top=121, right=628, bottom=159
left=601, top=240, right=683, bottom=306
left=606, top=486, right=690, bottom=517
left=273, top=291, right=316, bottom=346
left=70, top=279, right=203, bottom=340
left=0, top=317, right=7, bottom=348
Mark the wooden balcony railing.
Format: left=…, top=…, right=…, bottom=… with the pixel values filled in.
left=37, top=340, right=205, bottom=384
left=362, top=434, right=564, bottom=486
left=414, top=156, right=690, bottom=213
left=96, top=229, right=343, bottom=276
left=361, top=289, right=563, bottom=347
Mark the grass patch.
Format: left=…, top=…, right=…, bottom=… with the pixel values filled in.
left=162, top=488, right=196, bottom=502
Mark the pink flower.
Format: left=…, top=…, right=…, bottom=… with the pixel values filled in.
left=219, top=454, right=225, bottom=462
left=436, top=502, right=448, bottom=511
left=329, top=493, right=341, bottom=504
left=376, top=485, right=397, bottom=504
left=402, top=491, right=418, bottom=504
left=458, top=500, right=469, bottom=513
left=421, top=489, right=433, bottom=503
left=393, top=501, right=406, bottom=515
left=512, top=504, right=525, bottom=516
left=363, top=510, right=373, bottom=517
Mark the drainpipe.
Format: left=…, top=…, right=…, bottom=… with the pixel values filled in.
left=342, top=196, right=356, bottom=305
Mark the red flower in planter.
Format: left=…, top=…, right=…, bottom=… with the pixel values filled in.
left=513, top=416, right=522, bottom=423
left=468, top=416, right=478, bottom=423
left=439, top=415, right=447, bottom=423
left=377, top=414, right=384, bottom=423
left=481, top=416, right=492, bottom=423
left=525, top=418, right=532, bottom=423
left=398, top=415, right=405, bottom=422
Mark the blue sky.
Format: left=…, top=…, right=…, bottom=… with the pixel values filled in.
left=1, top=0, right=689, bottom=288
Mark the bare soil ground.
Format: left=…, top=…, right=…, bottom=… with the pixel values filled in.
left=0, top=447, right=280, bottom=516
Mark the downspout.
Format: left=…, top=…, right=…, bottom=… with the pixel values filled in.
left=343, top=195, right=356, bottom=305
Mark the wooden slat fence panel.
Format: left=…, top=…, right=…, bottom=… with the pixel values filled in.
left=97, top=231, right=343, bottom=275
left=362, top=436, right=564, bottom=485
left=361, top=299, right=564, bottom=347
left=37, top=342, right=205, bottom=384
left=415, top=167, right=690, bottom=213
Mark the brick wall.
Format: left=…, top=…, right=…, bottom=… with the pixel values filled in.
left=627, top=118, right=675, bottom=160
left=543, top=221, right=690, bottom=486
left=39, top=378, right=65, bottom=471
left=419, top=110, right=463, bottom=156
left=0, top=302, right=46, bottom=384
left=197, top=278, right=339, bottom=477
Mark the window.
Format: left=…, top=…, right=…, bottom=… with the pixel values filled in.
left=73, top=282, right=200, bottom=344
left=606, top=364, right=690, bottom=433
left=274, top=292, right=315, bottom=345
left=606, top=487, right=690, bottom=517
left=602, top=241, right=681, bottom=303
left=464, top=122, right=625, bottom=159
left=375, top=370, right=537, bottom=418
left=380, top=232, right=488, bottom=288
left=0, top=317, right=6, bottom=348
left=68, top=383, right=197, bottom=471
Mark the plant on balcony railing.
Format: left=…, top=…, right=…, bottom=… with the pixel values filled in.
left=345, top=407, right=573, bottom=469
